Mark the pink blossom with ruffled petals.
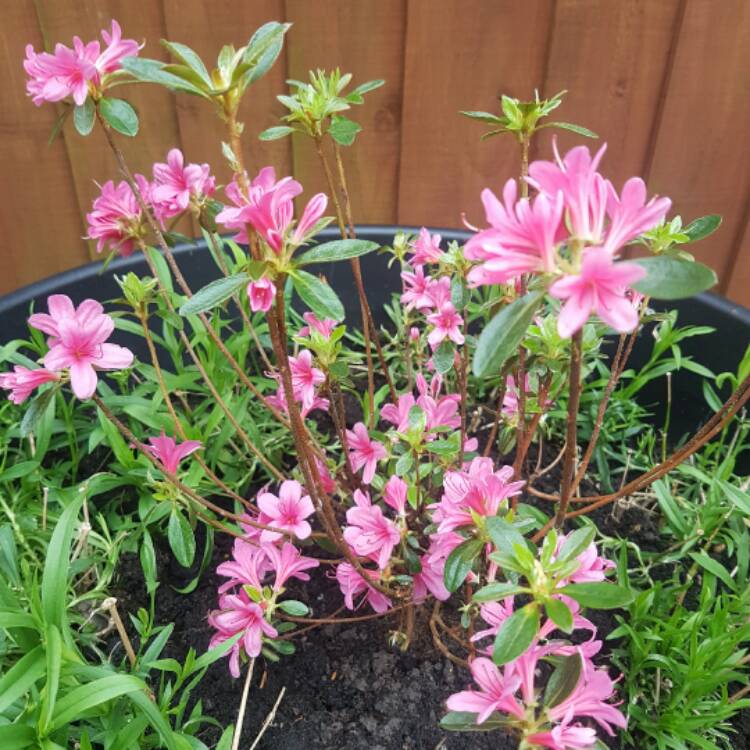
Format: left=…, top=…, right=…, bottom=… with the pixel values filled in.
left=410, top=227, right=443, bottom=264
left=216, top=539, right=270, bottom=593
left=299, top=312, right=338, bottom=339
left=96, top=20, right=141, bottom=73
left=549, top=248, right=646, bottom=338
left=0, top=366, right=59, bottom=405
left=380, top=392, right=416, bottom=433
left=208, top=590, right=278, bottom=677
left=247, top=277, right=276, bottom=313
left=257, top=479, right=315, bottom=543
left=151, top=148, right=215, bottom=219
left=335, top=562, right=391, bottom=613
left=425, top=277, right=452, bottom=309
left=289, top=350, right=325, bottom=411
left=346, top=423, right=388, bottom=484
left=528, top=142, right=609, bottom=245
left=292, top=193, right=328, bottom=244
left=526, top=724, right=598, bottom=750
left=265, top=385, right=329, bottom=419
left=412, top=553, right=450, bottom=603
left=343, top=490, right=400, bottom=569
left=264, top=541, right=320, bottom=591
left=383, top=476, right=408, bottom=515
left=427, top=303, right=464, bottom=350
left=145, top=431, right=202, bottom=474
left=465, top=178, right=565, bottom=286
left=29, top=295, right=133, bottom=400
left=401, top=265, right=434, bottom=311
left=86, top=178, right=148, bottom=256
left=446, top=657, right=523, bottom=724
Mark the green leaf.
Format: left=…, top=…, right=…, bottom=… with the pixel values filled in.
left=473, top=292, right=543, bottom=377
left=0, top=724, right=37, bottom=748
left=440, top=711, right=510, bottom=732
left=544, top=121, right=598, bottom=138
left=689, top=551, right=736, bottom=590
left=20, top=386, right=57, bottom=438
left=0, top=460, right=40, bottom=483
left=473, top=582, right=527, bottom=603
left=259, top=125, right=296, bottom=141
left=559, top=582, right=633, bottom=609
left=42, top=490, right=85, bottom=630
left=556, top=526, right=595, bottom=563
left=721, top=480, right=750, bottom=515
left=240, top=21, right=290, bottom=88
left=278, top=600, right=309, bottom=616
left=291, top=270, right=345, bottom=320
left=544, top=652, right=583, bottom=707
left=168, top=509, right=196, bottom=567
left=99, top=98, right=139, bottom=137
left=296, top=239, right=378, bottom=265
left=0, top=646, right=45, bottom=713
left=460, top=110, right=504, bottom=124
left=544, top=597, right=573, bottom=633
left=161, top=41, right=212, bottom=89
left=684, top=214, right=722, bottom=242
left=50, top=674, right=145, bottom=730
left=178, top=273, right=249, bottom=316
left=432, top=340, right=455, bottom=375
left=0, top=609, right=36, bottom=629
left=328, top=115, right=362, bottom=146
left=444, top=538, right=483, bottom=593
left=73, top=98, right=95, bottom=136
left=485, top=517, right=528, bottom=552
left=350, top=79, right=385, bottom=97
left=632, top=257, right=717, bottom=300
left=216, top=725, right=235, bottom=750
left=39, top=624, right=63, bottom=733
left=120, top=57, right=210, bottom=98
left=492, top=603, right=539, bottom=665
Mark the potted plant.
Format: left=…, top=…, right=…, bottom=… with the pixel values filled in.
left=1, top=18, right=749, bottom=750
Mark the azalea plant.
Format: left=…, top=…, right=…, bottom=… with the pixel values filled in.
left=4, top=17, right=750, bottom=750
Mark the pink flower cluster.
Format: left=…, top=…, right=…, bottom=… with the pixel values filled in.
left=145, top=431, right=202, bottom=475
left=210, top=538, right=319, bottom=676
left=266, top=349, right=329, bottom=418
left=1, top=294, right=133, bottom=403
left=466, top=142, right=671, bottom=337
left=86, top=148, right=215, bottom=256
left=24, top=20, right=140, bottom=106
left=216, top=166, right=327, bottom=253
left=448, top=594, right=625, bottom=748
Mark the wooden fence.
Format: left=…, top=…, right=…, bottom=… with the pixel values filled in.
left=2, top=1, right=749, bottom=304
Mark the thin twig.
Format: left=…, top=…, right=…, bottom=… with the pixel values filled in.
left=231, top=658, right=255, bottom=750
left=248, top=686, right=286, bottom=750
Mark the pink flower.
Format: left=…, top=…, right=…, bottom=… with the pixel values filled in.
left=528, top=142, right=609, bottom=245
left=85, top=177, right=151, bottom=256
left=257, top=479, right=315, bottom=543
left=465, top=178, right=565, bottom=286
left=209, top=590, right=278, bottom=677
left=150, top=148, right=215, bottom=219
left=555, top=534, right=616, bottom=584
left=265, top=385, right=329, bottom=419
left=410, top=227, right=443, bottom=264
left=426, top=303, right=464, bottom=350
left=603, top=177, right=671, bottom=255
left=0, top=366, right=58, bottom=405
left=29, top=295, right=133, bottom=400
left=247, top=277, right=276, bottom=312
left=292, top=193, right=328, bottom=244
left=346, top=422, right=388, bottom=484
left=314, top=456, right=337, bottom=494
left=24, top=21, right=140, bottom=106
left=549, top=248, right=646, bottom=338
left=380, top=392, right=417, bottom=433
left=216, top=539, right=270, bottom=593
left=145, top=431, right=202, bottom=475
left=299, top=312, right=338, bottom=339
left=335, top=562, right=391, bottom=613
left=264, top=541, right=320, bottom=590
left=400, top=265, right=435, bottom=311
left=289, top=350, right=325, bottom=412
left=526, top=724, right=599, bottom=750
left=412, top=553, right=450, bottom=603
left=425, top=277, right=452, bottom=309
left=383, top=475, right=407, bottom=515
left=409, top=327, right=420, bottom=341
left=343, top=490, right=400, bottom=569
left=446, top=657, right=523, bottom=724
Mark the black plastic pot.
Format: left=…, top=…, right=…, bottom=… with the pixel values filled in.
left=2, top=225, right=749, bottom=438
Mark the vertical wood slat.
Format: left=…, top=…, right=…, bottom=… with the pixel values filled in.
left=283, top=0, right=406, bottom=224
left=536, top=0, right=681, bottom=191
left=397, top=1, right=555, bottom=230
left=34, top=0, right=182, bottom=261
left=0, top=0, right=89, bottom=295
left=645, top=0, right=750, bottom=290
left=162, top=0, right=292, bottom=188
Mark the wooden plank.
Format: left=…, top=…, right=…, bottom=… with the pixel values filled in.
left=283, top=0, right=406, bottom=224
left=645, top=0, right=750, bottom=287
left=725, top=203, right=750, bottom=306
left=162, top=0, right=292, bottom=187
left=537, top=0, right=680, bottom=191
left=0, top=0, right=89, bottom=294
left=397, top=0, right=555, bottom=229
left=35, top=1, right=183, bottom=258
